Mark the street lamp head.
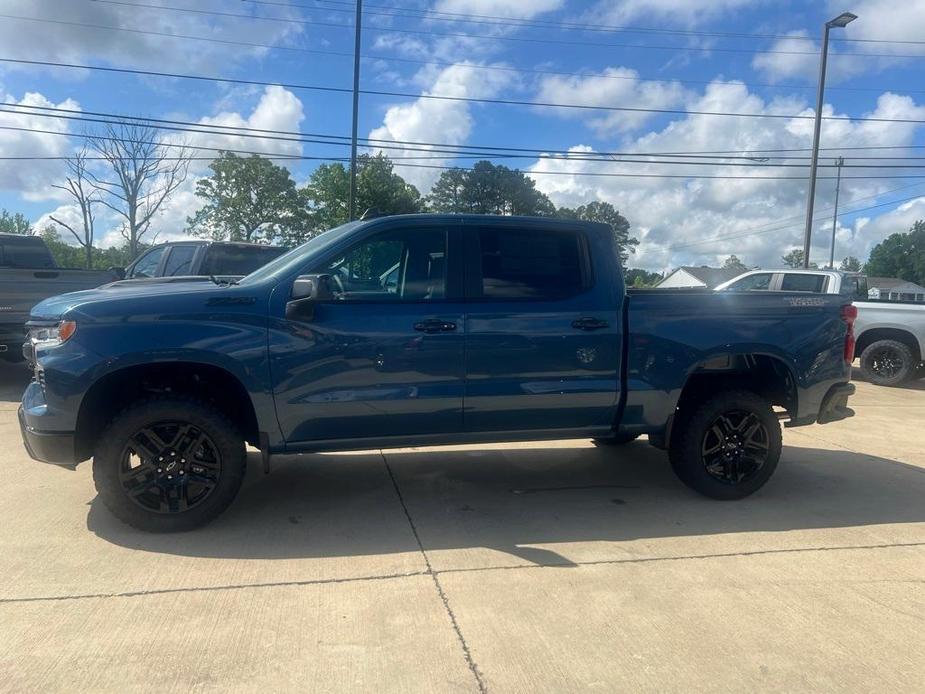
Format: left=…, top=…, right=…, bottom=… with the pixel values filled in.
left=827, top=11, right=857, bottom=28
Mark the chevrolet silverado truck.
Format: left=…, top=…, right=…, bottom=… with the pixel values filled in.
left=19, top=215, right=857, bottom=532
left=0, top=233, right=119, bottom=360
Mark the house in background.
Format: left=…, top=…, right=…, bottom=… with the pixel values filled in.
left=867, top=277, right=925, bottom=302
left=656, top=266, right=743, bottom=289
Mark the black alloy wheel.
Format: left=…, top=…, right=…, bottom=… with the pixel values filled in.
left=118, top=421, right=223, bottom=514
left=699, top=410, right=770, bottom=485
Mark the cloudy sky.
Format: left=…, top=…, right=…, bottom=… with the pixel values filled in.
left=1, top=0, right=924, bottom=271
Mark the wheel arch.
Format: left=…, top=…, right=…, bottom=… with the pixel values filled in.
left=75, top=361, right=262, bottom=461
left=856, top=327, right=922, bottom=363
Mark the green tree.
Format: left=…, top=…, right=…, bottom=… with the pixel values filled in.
left=864, top=220, right=925, bottom=285
left=839, top=255, right=862, bottom=272
left=781, top=249, right=817, bottom=268
left=624, top=268, right=663, bottom=287
left=0, top=209, right=32, bottom=235
left=187, top=152, right=306, bottom=244
left=556, top=201, right=637, bottom=264
left=303, top=154, right=422, bottom=236
left=722, top=254, right=747, bottom=273
left=427, top=161, right=556, bottom=216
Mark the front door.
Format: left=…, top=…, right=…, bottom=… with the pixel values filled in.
left=268, top=224, right=465, bottom=445
left=463, top=221, right=623, bottom=433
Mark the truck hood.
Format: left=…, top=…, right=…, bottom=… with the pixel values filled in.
left=30, top=280, right=238, bottom=321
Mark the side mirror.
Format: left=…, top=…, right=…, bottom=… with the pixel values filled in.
left=286, top=274, right=335, bottom=320
left=109, top=266, right=126, bottom=280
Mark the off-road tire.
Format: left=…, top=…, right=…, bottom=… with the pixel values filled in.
left=669, top=389, right=781, bottom=500
left=859, top=339, right=915, bottom=386
left=93, top=397, right=246, bottom=532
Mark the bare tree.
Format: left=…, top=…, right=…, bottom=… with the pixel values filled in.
left=88, top=122, right=189, bottom=257
left=50, top=148, right=98, bottom=269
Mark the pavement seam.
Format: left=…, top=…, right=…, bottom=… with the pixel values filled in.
left=380, top=451, right=488, bottom=694
left=0, top=570, right=429, bottom=605
left=2, top=541, right=921, bottom=606
left=434, top=540, right=925, bottom=576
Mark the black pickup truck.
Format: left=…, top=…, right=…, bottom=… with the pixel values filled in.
left=0, top=234, right=118, bottom=360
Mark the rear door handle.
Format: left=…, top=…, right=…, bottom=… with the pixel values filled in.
left=414, top=319, right=457, bottom=333
left=571, top=317, right=609, bottom=331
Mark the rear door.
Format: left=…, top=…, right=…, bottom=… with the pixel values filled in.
left=462, top=221, right=623, bottom=433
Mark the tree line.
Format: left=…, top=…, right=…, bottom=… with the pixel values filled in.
left=3, top=121, right=923, bottom=287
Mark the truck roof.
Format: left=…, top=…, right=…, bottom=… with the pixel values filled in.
left=356, top=213, right=614, bottom=234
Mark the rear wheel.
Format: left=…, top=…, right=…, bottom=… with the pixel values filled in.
left=669, top=390, right=781, bottom=500
left=859, top=339, right=915, bottom=386
left=92, top=398, right=246, bottom=532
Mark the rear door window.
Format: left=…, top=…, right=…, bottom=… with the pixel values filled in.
left=781, top=273, right=827, bottom=292
left=472, top=227, right=588, bottom=300
left=0, top=236, right=55, bottom=268
left=722, top=273, right=773, bottom=291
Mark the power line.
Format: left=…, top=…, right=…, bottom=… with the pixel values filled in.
left=8, top=101, right=925, bottom=168
left=87, top=0, right=925, bottom=59
left=276, top=0, right=925, bottom=46
left=9, top=14, right=923, bottom=96
left=7, top=56, right=925, bottom=126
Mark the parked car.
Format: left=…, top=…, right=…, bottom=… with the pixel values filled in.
left=717, top=268, right=925, bottom=385
left=0, top=233, right=119, bottom=360
left=20, top=214, right=857, bottom=531
left=113, top=240, right=287, bottom=284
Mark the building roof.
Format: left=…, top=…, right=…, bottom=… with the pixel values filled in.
left=867, top=276, right=925, bottom=292
left=665, top=266, right=744, bottom=288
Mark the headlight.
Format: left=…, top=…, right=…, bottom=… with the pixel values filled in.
left=27, top=320, right=77, bottom=349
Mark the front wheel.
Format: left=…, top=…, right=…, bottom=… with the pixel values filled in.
left=859, top=339, right=915, bottom=386
left=93, top=397, right=246, bottom=532
left=669, top=390, right=781, bottom=500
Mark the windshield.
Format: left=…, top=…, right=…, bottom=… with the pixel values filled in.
left=237, top=221, right=365, bottom=285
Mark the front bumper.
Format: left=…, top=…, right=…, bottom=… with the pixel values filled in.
left=816, top=382, right=856, bottom=424
left=18, top=406, right=77, bottom=467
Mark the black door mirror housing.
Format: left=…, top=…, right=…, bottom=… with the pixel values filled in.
left=109, top=266, right=126, bottom=280
left=286, top=274, right=335, bottom=320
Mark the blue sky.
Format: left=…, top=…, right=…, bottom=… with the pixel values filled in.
left=1, top=0, right=924, bottom=271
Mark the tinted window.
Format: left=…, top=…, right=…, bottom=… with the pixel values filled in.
left=724, top=273, right=773, bottom=291
left=0, top=236, right=55, bottom=268
left=313, top=228, right=446, bottom=301
left=129, top=247, right=165, bottom=278
left=201, top=245, right=287, bottom=276
left=476, top=227, right=585, bottom=299
left=162, top=245, right=197, bottom=276
left=781, top=273, right=826, bottom=292
left=840, top=275, right=868, bottom=298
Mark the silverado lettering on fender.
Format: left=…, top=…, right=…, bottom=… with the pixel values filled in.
left=19, top=215, right=857, bottom=532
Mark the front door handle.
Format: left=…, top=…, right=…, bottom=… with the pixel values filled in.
left=571, top=317, right=609, bottom=331
left=414, top=319, right=457, bottom=333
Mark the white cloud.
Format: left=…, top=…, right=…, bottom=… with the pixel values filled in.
left=535, top=68, right=687, bottom=134
left=0, top=0, right=304, bottom=75
left=0, top=90, right=79, bottom=200
left=581, top=0, right=760, bottom=27
left=433, top=0, right=564, bottom=20
left=526, top=83, right=925, bottom=272
left=368, top=62, right=512, bottom=190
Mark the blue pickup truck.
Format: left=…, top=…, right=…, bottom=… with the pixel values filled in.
left=19, top=214, right=857, bottom=532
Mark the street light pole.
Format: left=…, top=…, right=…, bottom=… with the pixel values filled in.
left=348, top=0, right=363, bottom=221
left=828, top=156, right=844, bottom=269
left=801, top=11, right=857, bottom=269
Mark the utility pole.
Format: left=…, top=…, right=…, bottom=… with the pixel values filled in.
left=828, top=156, right=844, bottom=269
left=801, top=11, right=857, bottom=268
left=348, top=0, right=363, bottom=221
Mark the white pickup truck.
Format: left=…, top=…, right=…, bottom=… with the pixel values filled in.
left=716, top=269, right=925, bottom=386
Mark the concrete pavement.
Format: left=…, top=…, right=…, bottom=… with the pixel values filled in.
left=0, top=361, right=922, bottom=692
